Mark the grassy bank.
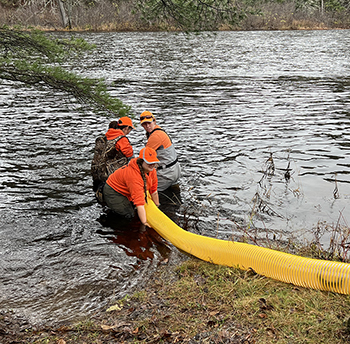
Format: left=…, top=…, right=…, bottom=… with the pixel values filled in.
left=2, top=258, right=350, bottom=343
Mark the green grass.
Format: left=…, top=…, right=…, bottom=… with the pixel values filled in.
left=5, top=257, right=350, bottom=343
left=128, top=259, right=350, bottom=343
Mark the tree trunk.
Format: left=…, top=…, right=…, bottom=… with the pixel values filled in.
left=58, top=0, right=71, bottom=29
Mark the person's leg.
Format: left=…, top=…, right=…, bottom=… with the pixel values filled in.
left=103, top=183, right=134, bottom=218
left=157, top=163, right=181, bottom=192
left=156, top=171, right=174, bottom=192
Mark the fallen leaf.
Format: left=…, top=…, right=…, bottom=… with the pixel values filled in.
left=106, top=304, right=122, bottom=312
left=101, top=321, right=133, bottom=331
left=56, top=326, right=69, bottom=332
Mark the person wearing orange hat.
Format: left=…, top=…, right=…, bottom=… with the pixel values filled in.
left=140, top=111, right=181, bottom=192
left=91, top=116, right=135, bottom=191
left=103, top=147, right=160, bottom=226
left=106, top=117, right=135, bottom=158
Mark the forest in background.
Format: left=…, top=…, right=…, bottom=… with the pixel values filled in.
left=1, top=0, right=350, bottom=31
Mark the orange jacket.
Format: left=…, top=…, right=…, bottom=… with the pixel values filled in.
left=146, top=125, right=172, bottom=150
left=106, top=158, right=158, bottom=207
left=105, top=128, right=133, bottom=158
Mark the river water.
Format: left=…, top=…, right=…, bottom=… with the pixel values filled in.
left=1, top=29, right=350, bottom=326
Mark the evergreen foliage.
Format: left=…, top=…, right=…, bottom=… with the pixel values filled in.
left=0, top=26, right=132, bottom=116
left=136, top=0, right=251, bottom=31
left=135, top=0, right=350, bottom=31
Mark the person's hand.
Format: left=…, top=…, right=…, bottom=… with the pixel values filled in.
left=142, top=222, right=151, bottom=227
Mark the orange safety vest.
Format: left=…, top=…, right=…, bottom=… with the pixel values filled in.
left=145, top=125, right=172, bottom=150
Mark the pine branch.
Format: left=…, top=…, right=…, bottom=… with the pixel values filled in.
left=0, top=27, right=131, bottom=116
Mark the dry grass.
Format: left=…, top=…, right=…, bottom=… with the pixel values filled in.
left=1, top=0, right=349, bottom=31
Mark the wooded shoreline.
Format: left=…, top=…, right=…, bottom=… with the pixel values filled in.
left=1, top=0, right=350, bottom=32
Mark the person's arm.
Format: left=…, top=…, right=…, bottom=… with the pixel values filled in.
left=136, top=205, right=150, bottom=227
left=116, top=137, right=133, bottom=158
left=151, top=191, right=160, bottom=207
left=136, top=194, right=158, bottom=227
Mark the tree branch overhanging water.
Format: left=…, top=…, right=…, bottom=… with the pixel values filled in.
left=0, top=27, right=132, bottom=117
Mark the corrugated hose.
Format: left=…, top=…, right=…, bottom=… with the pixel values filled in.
left=145, top=198, right=350, bottom=295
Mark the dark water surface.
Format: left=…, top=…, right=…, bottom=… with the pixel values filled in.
left=1, top=30, right=350, bottom=325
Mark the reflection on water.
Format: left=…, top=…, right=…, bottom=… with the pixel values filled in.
left=97, top=211, right=171, bottom=262
left=0, top=29, right=350, bottom=326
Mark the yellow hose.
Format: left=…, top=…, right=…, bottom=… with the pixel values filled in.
left=145, top=199, right=350, bottom=294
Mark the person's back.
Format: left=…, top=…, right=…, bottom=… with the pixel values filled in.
left=103, top=147, right=160, bottom=225
left=91, top=117, right=134, bottom=191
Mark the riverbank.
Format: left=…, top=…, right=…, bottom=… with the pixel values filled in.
left=1, top=1, right=350, bottom=32
left=2, top=258, right=350, bottom=343
left=2, top=20, right=350, bottom=33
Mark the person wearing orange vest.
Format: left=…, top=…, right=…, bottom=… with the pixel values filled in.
left=140, top=111, right=181, bottom=191
left=91, top=116, right=135, bottom=191
left=103, top=147, right=160, bottom=226
left=105, top=117, right=135, bottom=159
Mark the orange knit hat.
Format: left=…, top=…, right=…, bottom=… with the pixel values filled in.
left=139, top=147, right=160, bottom=164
